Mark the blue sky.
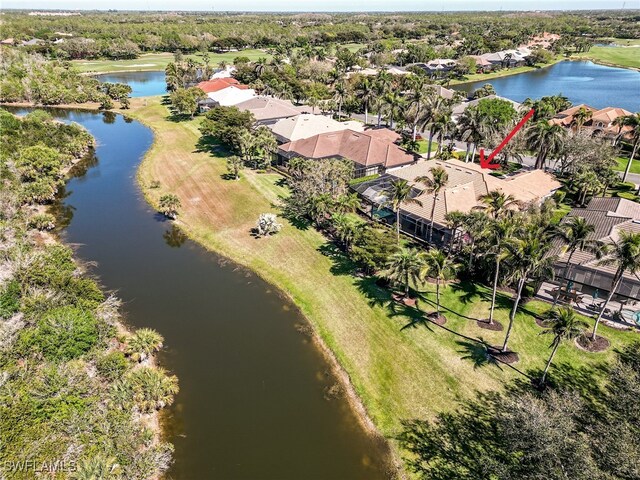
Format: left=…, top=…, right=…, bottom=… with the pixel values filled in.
left=3, top=0, right=631, bottom=11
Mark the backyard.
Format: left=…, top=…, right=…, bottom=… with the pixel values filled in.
left=128, top=96, right=637, bottom=442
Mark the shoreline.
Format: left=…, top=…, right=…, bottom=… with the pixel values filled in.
left=449, top=57, right=563, bottom=86
left=130, top=109, right=403, bottom=476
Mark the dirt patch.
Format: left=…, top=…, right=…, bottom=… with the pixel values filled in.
left=476, top=319, right=504, bottom=331
left=534, top=317, right=549, bottom=328
left=392, top=293, right=416, bottom=307
left=426, top=312, right=447, bottom=326
left=487, top=345, right=519, bottom=364
left=576, top=334, right=610, bottom=352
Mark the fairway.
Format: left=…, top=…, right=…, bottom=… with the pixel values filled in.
left=573, top=45, right=640, bottom=70
left=72, top=49, right=271, bottom=73
left=127, top=96, right=636, bottom=444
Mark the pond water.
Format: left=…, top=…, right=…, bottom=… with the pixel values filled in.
left=453, top=60, right=640, bottom=111
left=14, top=108, right=391, bottom=479
left=98, top=71, right=168, bottom=97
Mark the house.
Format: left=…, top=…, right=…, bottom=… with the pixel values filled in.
left=235, top=96, right=306, bottom=125
left=196, top=78, right=248, bottom=94
left=429, top=85, right=457, bottom=101
left=269, top=113, right=364, bottom=144
left=469, top=55, right=494, bottom=72
left=210, top=65, right=236, bottom=79
left=352, top=159, right=560, bottom=245
left=550, top=197, right=640, bottom=302
left=479, top=49, right=529, bottom=68
left=551, top=104, right=633, bottom=139
left=278, top=128, right=419, bottom=177
left=206, top=85, right=256, bottom=106
left=411, top=59, right=458, bottom=77
left=452, top=95, right=523, bottom=121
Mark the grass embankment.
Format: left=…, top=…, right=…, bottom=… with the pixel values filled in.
left=572, top=43, right=640, bottom=70
left=127, top=96, right=638, bottom=443
left=615, top=156, right=640, bottom=175
left=72, top=49, right=271, bottom=74
left=449, top=57, right=563, bottom=85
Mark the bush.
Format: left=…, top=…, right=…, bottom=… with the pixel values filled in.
left=17, top=306, right=99, bottom=361
left=28, top=213, right=56, bottom=230
left=96, top=351, right=129, bottom=381
left=0, top=279, right=21, bottom=319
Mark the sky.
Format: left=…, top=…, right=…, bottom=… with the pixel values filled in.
left=2, top=0, right=633, bottom=11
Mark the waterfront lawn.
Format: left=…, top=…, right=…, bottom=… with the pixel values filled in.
left=72, top=50, right=271, bottom=73
left=128, top=96, right=637, bottom=440
left=448, top=58, right=562, bottom=85
left=573, top=45, right=640, bottom=70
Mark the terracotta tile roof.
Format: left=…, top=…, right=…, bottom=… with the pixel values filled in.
left=196, top=78, right=248, bottom=93
left=591, top=107, right=633, bottom=124
left=279, top=128, right=416, bottom=170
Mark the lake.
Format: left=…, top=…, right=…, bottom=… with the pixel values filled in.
left=454, top=61, right=640, bottom=112
left=98, top=71, right=168, bottom=97
left=13, top=107, right=391, bottom=479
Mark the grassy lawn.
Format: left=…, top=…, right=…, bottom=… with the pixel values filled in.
left=126, top=96, right=638, bottom=453
left=615, top=156, right=640, bottom=174
left=572, top=45, right=640, bottom=70
left=449, top=58, right=562, bottom=85
left=72, top=49, right=271, bottom=73
left=416, top=139, right=439, bottom=155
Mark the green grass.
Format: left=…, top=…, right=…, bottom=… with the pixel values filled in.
left=572, top=45, right=640, bottom=69
left=416, top=139, right=439, bottom=155
left=126, top=96, right=638, bottom=459
left=449, top=57, right=562, bottom=85
left=615, top=156, right=640, bottom=175
left=72, top=50, right=271, bottom=73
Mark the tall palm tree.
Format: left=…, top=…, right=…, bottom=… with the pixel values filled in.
left=416, top=166, right=449, bottom=244
left=502, top=227, right=556, bottom=352
left=418, top=94, right=446, bottom=160
left=334, top=192, right=361, bottom=214
left=333, top=80, right=348, bottom=120
left=383, top=248, right=424, bottom=298
left=332, top=213, right=363, bottom=252
left=387, top=179, right=422, bottom=243
left=553, top=216, right=597, bottom=306
left=431, top=107, right=455, bottom=156
left=374, top=70, right=392, bottom=127
left=457, top=104, right=485, bottom=163
left=382, top=91, right=405, bottom=130
left=421, top=248, right=458, bottom=317
left=444, top=211, right=466, bottom=250
left=483, top=218, right=516, bottom=325
left=356, top=77, right=375, bottom=125
left=572, top=106, right=593, bottom=132
left=621, top=113, right=640, bottom=183
left=254, top=125, right=278, bottom=169
left=406, top=78, right=428, bottom=141
left=591, top=232, right=640, bottom=340
left=478, top=191, right=519, bottom=219
left=539, top=307, right=589, bottom=384
left=526, top=120, right=566, bottom=170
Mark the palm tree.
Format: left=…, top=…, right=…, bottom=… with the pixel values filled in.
left=128, top=367, right=179, bottom=413
left=374, top=71, right=392, bottom=127
left=422, top=248, right=458, bottom=317
left=478, top=191, right=519, bottom=219
left=502, top=227, right=556, bottom=352
left=334, top=192, right=360, bottom=214
left=572, top=106, right=593, bottom=132
left=356, top=77, right=375, bottom=125
left=418, top=94, right=446, bottom=160
left=254, top=125, right=278, bottom=169
left=457, top=104, right=485, bottom=163
left=332, top=214, right=363, bottom=252
left=416, top=166, right=449, bottom=244
left=406, top=79, right=428, bottom=141
left=158, top=194, right=181, bottom=219
left=484, top=218, right=516, bottom=325
left=574, top=169, right=603, bottom=206
left=383, top=248, right=424, bottom=298
left=125, top=328, right=164, bottom=362
left=591, top=232, right=640, bottom=340
left=621, top=113, right=640, bottom=183
left=226, top=155, right=244, bottom=180
left=526, top=120, right=566, bottom=169
left=387, top=179, right=422, bottom=243
left=431, top=108, right=455, bottom=156
left=333, top=80, right=348, bottom=119
left=382, top=91, right=405, bottom=130
left=539, top=307, right=588, bottom=384
left=444, top=211, right=466, bottom=250
left=553, top=216, right=597, bottom=306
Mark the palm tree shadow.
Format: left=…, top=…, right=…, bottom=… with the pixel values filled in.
left=317, top=243, right=357, bottom=276
left=416, top=292, right=479, bottom=322
left=457, top=339, right=504, bottom=370
left=353, top=276, right=393, bottom=309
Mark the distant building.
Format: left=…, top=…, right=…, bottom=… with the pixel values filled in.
left=269, top=113, right=364, bottom=144
left=235, top=96, right=306, bottom=125
left=278, top=128, right=418, bottom=177
left=196, top=78, right=256, bottom=107
left=551, top=104, right=633, bottom=140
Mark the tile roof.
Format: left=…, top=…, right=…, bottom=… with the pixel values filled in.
left=278, top=128, right=417, bottom=170
left=234, top=96, right=304, bottom=122
left=206, top=86, right=256, bottom=106
left=197, top=78, right=248, bottom=93
left=270, top=114, right=364, bottom=143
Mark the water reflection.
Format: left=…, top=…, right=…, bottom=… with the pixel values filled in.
left=163, top=224, right=187, bottom=248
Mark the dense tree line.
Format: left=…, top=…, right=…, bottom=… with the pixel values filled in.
left=2, top=10, right=638, bottom=60
left=0, top=109, right=177, bottom=479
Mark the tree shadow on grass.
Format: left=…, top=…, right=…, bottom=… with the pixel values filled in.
left=416, top=294, right=480, bottom=322
left=194, top=136, right=229, bottom=156
left=317, top=242, right=358, bottom=276
left=457, top=339, right=504, bottom=371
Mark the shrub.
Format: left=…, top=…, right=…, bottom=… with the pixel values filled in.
left=96, top=351, right=129, bottom=381
left=127, top=367, right=179, bottom=413
left=0, top=279, right=21, bottom=319
left=17, top=306, right=99, bottom=361
left=255, top=213, right=282, bottom=236
left=28, top=213, right=56, bottom=231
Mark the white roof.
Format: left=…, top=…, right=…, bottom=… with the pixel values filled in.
left=210, top=65, right=236, bottom=79
left=269, top=114, right=364, bottom=143
left=207, top=86, right=256, bottom=106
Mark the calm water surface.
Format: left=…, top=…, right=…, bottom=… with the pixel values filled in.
left=98, top=71, right=168, bottom=97
left=15, top=108, right=390, bottom=479
left=454, top=60, right=640, bottom=111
